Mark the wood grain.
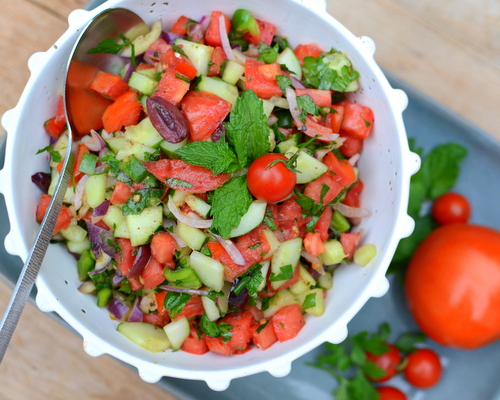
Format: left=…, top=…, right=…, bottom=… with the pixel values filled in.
left=0, top=0, right=498, bottom=398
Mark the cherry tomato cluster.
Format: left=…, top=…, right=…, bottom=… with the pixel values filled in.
left=367, top=344, right=443, bottom=399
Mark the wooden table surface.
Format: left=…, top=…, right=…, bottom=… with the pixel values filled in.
left=0, top=0, right=498, bottom=398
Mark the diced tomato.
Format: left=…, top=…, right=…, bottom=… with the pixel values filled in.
left=251, top=321, right=278, bottom=350
left=141, top=257, right=165, bottom=290
left=114, top=238, right=136, bottom=277
left=243, top=19, right=276, bottom=46
left=207, top=241, right=249, bottom=282
left=147, top=37, right=171, bottom=56
left=245, top=59, right=283, bottom=99
left=156, top=291, right=168, bottom=316
left=340, top=231, right=362, bottom=260
left=323, top=151, right=357, bottom=189
left=128, top=277, right=144, bottom=292
left=142, top=312, right=167, bottom=327
left=72, top=143, right=90, bottom=185
left=294, top=43, right=323, bottom=65
left=44, top=97, right=67, bottom=138
left=338, top=100, right=374, bottom=139
left=159, top=45, right=188, bottom=70
left=304, top=173, right=343, bottom=205
left=172, top=295, right=204, bottom=320
left=326, top=104, right=344, bottom=133
left=181, top=91, right=231, bottom=141
left=150, top=231, right=177, bottom=269
left=181, top=326, right=208, bottom=355
left=153, top=68, right=191, bottom=107
left=344, top=179, right=364, bottom=209
left=205, top=11, right=231, bottom=47
left=271, top=198, right=308, bottom=240
left=271, top=303, right=305, bottom=342
left=35, top=193, right=72, bottom=235
left=304, top=231, right=325, bottom=258
left=110, top=181, right=133, bottom=205
left=206, top=310, right=255, bottom=356
left=90, top=71, right=129, bottom=100
left=315, top=206, right=332, bottom=242
left=174, top=61, right=198, bottom=80
left=208, top=46, right=227, bottom=77
left=170, top=15, right=192, bottom=36
left=81, top=210, right=110, bottom=231
left=235, top=225, right=272, bottom=267
left=340, top=136, right=364, bottom=158
left=102, top=90, right=141, bottom=133
left=145, top=159, right=230, bottom=192
left=295, top=89, right=332, bottom=107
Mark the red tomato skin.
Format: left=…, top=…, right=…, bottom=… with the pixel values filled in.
left=140, top=257, right=165, bottom=290
left=181, top=326, right=209, bottom=355
left=340, top=136, right=364, bottom=158
left=366, top=343, right=402, bottom=382
left=293, top=43, right=323, bottom=65
left=144, top=159, right=230, bottom=193
left=251, top=321, right=278, bottom=350
left=338, top=100, right=374, bottom=139
left=405, top=224, right=500, bottom=349
left=35, top=194, right=72, bottom=235
left=322, top=151, right=357, bottom=189
left=150, top=231, right=177, bottom=269
left=376, top=386, right=408, bottom=400
left=244, top=59, right=283, bottom=99
left=247, top=153, right=296, bottom=203
left=431, top=192, right=471, bottom=225
left=403, top=348, right=442, bottom=389
left=271, top=303, right=305, bottom=342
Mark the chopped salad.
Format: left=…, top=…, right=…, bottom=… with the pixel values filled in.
left=34, top=9, right=376, bottom=355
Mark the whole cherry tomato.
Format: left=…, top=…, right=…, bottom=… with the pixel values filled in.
left=366, top=343, right=402, bottom=382
left=376, top=386, right=407, bottom=400
left=403, top=348, right=442, bottom=389
left=431, top=192, right=471, bottom=225
left=246, top=153, right=296, bottom=203
left=405, top=224, right=500, bottom=349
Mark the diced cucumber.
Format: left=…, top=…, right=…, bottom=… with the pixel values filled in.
left=105, top=137, right=127, bottom=153
left=84, top=173, right=107, bottom=208
left=115, top=139, right=157, bottom=161
left=261, top=228, right=281, bottom=260
left=124, top=117, right=163, bottom=148
left=189, top=250, right=224, bottom=291
left=276, top=133, right=301, bottom=154
left=285, top=146, right=328, bottom=184
left=318, top=271, right=333, bottom=290
left=117, top=321, right=171, bottom=352
left=222, top=59, right=245, bottom=85
left=320, top=238, right=346, bottom=265
left=125, top=206, right=163, bottom=246
left=261, top=99, right=275, bottom=118
left=113, top=219, right=130, bottom=239
left=276, top=47, right=302, bottom=79
left=163, top=316, right=190, bottom=351
left=127, top=71, right=158, bottom=96
left=174, top=38, right=214, bottom=76
left=201, top=296, right=220, bottom=321
left=289, top=265, right=316, bottom=295
left=229, top=200, right=267, bottom=238
left=270, top=237, right=303, bottom=290
left=103, top=204, right=125, bottom=231
left=262, top=289, right=298, bottom=319
left=353, top=243, right=377, bottom=267
left=176, top=222, right=207, bottom=251
left=59, top=224, right=88, bottom=243
left=169, top=190, right=187, bottom=208
left=67, top=237, right=91, bottom=254
left=121, top=20, right=163, bottom=58
left=160, top=137, right=187, bottom=159
left=197, top=75, right=239, bottom=106
left=269, top=96, right=289, bottom=109
left=323, top=51, right=359, bottom=92
left=300, top=288, right=325, bottom=316
left=50, top=134, right=69, bottom=168
left=184, top=194, right=211, bottom=218
left=218, top=282, right=232, bottom=314
left=256, top=260, right=271, bottom=291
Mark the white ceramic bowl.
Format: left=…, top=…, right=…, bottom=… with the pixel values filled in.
left=0, top=0, right=419, bottom=391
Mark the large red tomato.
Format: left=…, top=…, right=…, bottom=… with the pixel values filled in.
left=405, top=224, right=500, bottom=349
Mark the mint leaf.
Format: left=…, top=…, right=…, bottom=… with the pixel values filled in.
left=200, top=313, right=233, bottom=340
left=302, top=54, right=359, bottom=92
left=296, top=94, right=320, bottom=123
left=233, top=263, right=264, bottom=302
left=258, top=42, right=279, bottom=64
left=302, top=293, right=317, bottom=310
left=226, top=90, right=270, bottom=168
left=175, top=139, right=239, bottom=175
left=122, top=188, right=164, bottom=215
left=276, top=75, right=293, bottom=93
left=269, top=264, right=293, bottom=282
left=36, top=144, right=63, bottom=163
left=88, top=37, right=129, bottom=54
left=210, top=176, right=253, bottom=238
left=164, top=291, right=191, bottom=318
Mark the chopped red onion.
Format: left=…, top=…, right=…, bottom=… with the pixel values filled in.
left=167, top=197, right=213, bottom=229
left=290, top=76, right=306, bottom=89
left=301, top=251, right=321, bottom=265
left=218, top=14, right=236, bottom=61
left=348, top=153, right=361, bottom=166
left=108, top=297, right=130, bottom=320
left=93, top=200, right=110, bottom=217
left=82, top=129, right=106, bottom=152
left=128, top=245, right=151, bottom=278
left=122, top=62, right=134, bottom=82
left=86, top=221, right=117, bottom=258
left=199, top=15, right=209, bottom=29
left=112, top=272, right=125, bottom=286
left=78, top=281, right=96, bottom=294
left=333, top=202, right=370, bottom=218
left=159, top=285, right=210, bottom=296
left=187, top=22, right=205, bottom=42
left=143, top=48, right=160, bottom=65
left=161, top=30, right=183, bottom=43
left=71, top=175, right=88, bottom=211
left=213, top=234, right=246, bottom=266
left=127, top=297, right=144, bottom=322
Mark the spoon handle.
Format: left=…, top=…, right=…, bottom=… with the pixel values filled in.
left=0, top=140, right=74, bottom=363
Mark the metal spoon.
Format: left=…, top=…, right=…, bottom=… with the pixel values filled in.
left=0, top=7, right=147, bottom=362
